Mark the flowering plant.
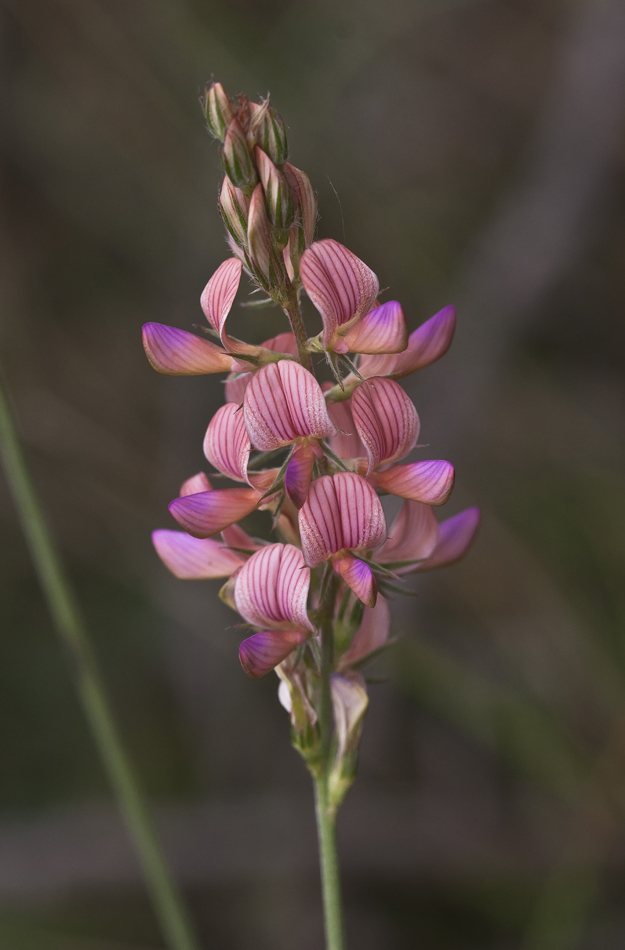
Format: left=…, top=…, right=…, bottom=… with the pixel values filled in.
left=144, top=84, right=480, bottom=950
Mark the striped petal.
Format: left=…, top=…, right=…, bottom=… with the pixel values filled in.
left=414, top=507, right=481, bottom=572
left=234, top=543, right=314, bottom=632
left=373, top=460, right=455, bottom=506
left=285, top=444, right=316, bottom=509
left=299, top=473, right=387, bottom=567
left=339, top=596, right=390, bottom=669
left=169, top=488, right=260, bottom=538
left=326, top=395, right=366, bottom=461
left=359, top=306, right=456, bottom=379
left=203, top=403, right=251, bottom=483
left=376, top=501, right=439, bottom=568
left=243, top=361, right=335, bottom=451
left=180, top=472, right=212, bottom=496
left=200, top=258, right=257, bottom=357
left=142, top=324, right=233, bottom=375
left=300, top=240, right=379, bottom=350
left=152, top=530, right=245, bottom=579
left=351, top=378, right=419, bottom=474
left=332, top=552, right=377, bottom=607
left=342, top=301, right=408, bottom=355
left=239, top=629, right=308, bottom=679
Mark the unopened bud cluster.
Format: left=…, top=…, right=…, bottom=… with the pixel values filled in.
left=201, top=82, right=316, bottom=295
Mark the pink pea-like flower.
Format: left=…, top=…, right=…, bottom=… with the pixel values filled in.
left=244, top=360, right=335, bottom=451
left=358, top=305, right=456, bottom=379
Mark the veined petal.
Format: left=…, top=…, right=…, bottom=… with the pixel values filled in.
left=373, top=460, right=455, bottom=506
left=142, top=324, right=233, bottom=375
left=342, top=301, right=408, bottom=355
left=351, top=378, right=419, bottom=474
left=203, top=403, right=251, bottom=483
left=299, top=473, right=387, bottom=567
left=414, top=507, right=481, bottom=572
left=169, top=488, right=260, bottom=538
left=224, top=372, right=252, bottom=404
left=234, top=543, right=314, bottom=631
left=152, top=529, right=244, bottom=579
left=376, top=500, right=438, bottom=568
left=300, top=239, right=379, bottom=349
left=359, top=306, right=456, bottom=379
left=180, top=472, right=212, bottom=496
left=239, top=630, right=308, bottom=679
left=339, top=596, right=390, bottom=669
left=200, top=258, right=256, bottom=356
left=285, top=444, right=316, bottom=509
left=332, top=552, right=377, bottom=607
left=244, top=361, right=335, bottom=451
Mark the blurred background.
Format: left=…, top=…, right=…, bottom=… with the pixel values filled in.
left=1, top=0, right=625, bottom=946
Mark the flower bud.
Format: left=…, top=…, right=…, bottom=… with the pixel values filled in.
left=219, top=176, right=250, bottom=247
left=283, top=163, right=317, bottom=279
left=201, top=82, right=234, bottom=142
left=255, top=148, right=294, bottom=236
left=220, top=118, right=258, bottom=195
left=250, top=98, right=288, bottom=166
left=247, top=183, right=274, bottom=285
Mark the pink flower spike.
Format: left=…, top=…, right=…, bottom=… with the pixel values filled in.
left=342, top=301, right=408, bottom=355
left=351, top=378, right=419, bottom=475
left=285, top=444, right=316, bottom=509
left=339, top=596, right=390, bottom=670
left=142, top=324, right=233, bottom=376
left=300, top=239, right=379, bottom=350
left=359, top=306, right=456, bottom=379
left=169, top=487, right=260, bottom=538
left=376, top=501, right=438, bottom=569
left=239, top=629, right=308, bottom=679
left=332, top=552, right=377, bottom=607
left=299, top=473, right=387, bottom=567
left=373, top=460, right=455, bottom=506
left=415, top=507, right=481, bottom=572
left=244, top=361, right=335, bottom=451
left=179, top=472, right=212, bottom=496
left=234, top=544, right=314, bottom=632
left=203, top=403, right=251, bottom=484
left=152, top=530, right=245, bottom=579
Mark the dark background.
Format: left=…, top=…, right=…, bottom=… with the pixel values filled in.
left=1, top=0, right=625, bottom=947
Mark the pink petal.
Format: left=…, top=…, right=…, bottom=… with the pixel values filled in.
left=330, top=672, right=369, bottom=759
left=168, top=488, right=260, bottom=538
left=180, top=472, right=212, bottom=496
left=414, top=507, right=481, bottom=572
left=300, top=240, right=379, bottom=349
left=239, top=630, right=308, bottom=679
left=373, top=460, right=455, bottom=506
left=326, top=395, right=366, bottom=460
left=243, top=361, right=335, bottom=451
left=224, top=372, right=252, bottom=404
left=359, top=306, right=456, bottom=379
left=339, top=596, right=390, bottom=669
left=376, top=501, right=439, bottom=568
left=203, top=403, right=251, bottom=483
left=142, top=324, right=233, bottom=375
left=332, top=552, right=377, bottom=607
left=299, top=473, right=387, bottom=567
left=200, top=258, right=242, bottom=339
left=285, top=444, right=316, bottom=509
left=152, top=529, right=245, bottom=579
left=261, top=332, right=299, bottom=357
left=234, top=543, right=314, bottom=631
left=221, top=522, right=263, bottom=552
left=351, top=378, right=419, bottom=474
left=342, top=301, right=408, bottom=355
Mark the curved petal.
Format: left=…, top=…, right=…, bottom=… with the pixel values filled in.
left=142, top=324, right=233, bottom=376
left=152, top=529, right=245, bottom=579
left=330, top=672, right=369, bottom=759
left=414, top=507, right=481, bottom=572
left=180, top=472, right=212, bottom=496
left=299, top=473, right=387, bottom=567
left=376, top=500, right=439, bottom=567
left=224, top=372, right=252, bottom=404
left=351, top=378, right=419, bottom=474
left=203, top=403, right=251, bottom=484
left=200, top=258, right=257, bottom=357
left=326, top=395, right=366, bottom=460
left=300, top=240, right=379, bottom=349
left=234, top=543, right=314, bottom=631
left=373, top=460, right=455, bottom=506
left=285, top=444, right=316, bottom=509
left=359, top=306, right=456, bottom=379
left=332, top=552, right=377, bottom=607
left=239, top=629, right=308, bottom=679
left=261, top=331, right=299, bottom=356
left=342, top=301, right=408, bottom=355
left=168, top=487, right=260, bottom=538
left=339, top=596, right=390, bottom=669
left=221, top=522, right=263, bottom=552
left=244, top=361, right=335, bottom=451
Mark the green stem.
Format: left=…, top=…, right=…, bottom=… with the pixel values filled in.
left=283, top=289, right=312, bottom=371
left=0, top=369, right=200, bottom=950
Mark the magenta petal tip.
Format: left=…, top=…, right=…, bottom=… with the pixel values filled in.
left=239, top=629, right=308, bottom=679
